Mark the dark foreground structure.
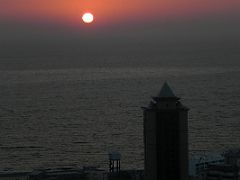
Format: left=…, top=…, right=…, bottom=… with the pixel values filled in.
left=191, top=149, right=240, bottom=180
left=0, top=168, right=144, bottom=180
left=143, top=82, right=189, bottom=180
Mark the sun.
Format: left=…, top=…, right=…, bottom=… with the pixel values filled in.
left=82, top=13, right=94, bottom=24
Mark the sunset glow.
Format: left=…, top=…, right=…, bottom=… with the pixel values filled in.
left=82, top=13, right=94, bottom=24
left=0, top=0, right=240, bottom=28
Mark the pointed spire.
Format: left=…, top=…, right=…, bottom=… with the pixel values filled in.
left=152, top=82, right=179, bottom=101
left=158, top=82, right=177, bottom=98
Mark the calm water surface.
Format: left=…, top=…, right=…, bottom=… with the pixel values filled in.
left=0, top=56, right=240, bottom=172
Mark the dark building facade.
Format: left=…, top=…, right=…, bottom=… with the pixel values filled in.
left=205, top=164, right=239, bottom=180
left=143, top=82, right=189, bottom=180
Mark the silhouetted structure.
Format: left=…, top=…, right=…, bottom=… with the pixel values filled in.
left=224, top=149, right=240, bottom=166
left=143, top=82, right=189, bottom=180
left=28, top=168, right=87, bottom=180
left=108, top=170, right=144, bottom=180
left=109, top=152, right=121, bottom=173
left=203, top=149, right=240, bottom=180
left=205, top=164, right=239, bottom=180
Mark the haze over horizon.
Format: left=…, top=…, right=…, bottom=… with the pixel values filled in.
left=1, top=1, right=240, bottom=36
left=0, top=0, right=240, bottom=69
left=1, top=1, right=240, bottom=174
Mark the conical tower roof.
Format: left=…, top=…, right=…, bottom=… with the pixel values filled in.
left=158, top=82, right=177, bottom=98
left=153, top=82, right=179, bottom=101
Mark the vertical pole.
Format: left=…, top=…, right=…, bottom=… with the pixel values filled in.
left=116, top=160, right=119, bottom=172
left=119, top=160, right=120, bottom=172
left=109, top=160, right=112, bottom=172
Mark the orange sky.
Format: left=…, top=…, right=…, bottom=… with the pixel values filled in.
left=1, top=0, right=240, bottom=28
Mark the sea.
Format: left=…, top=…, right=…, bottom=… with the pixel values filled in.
left=0, top=43, right=240, bottom=172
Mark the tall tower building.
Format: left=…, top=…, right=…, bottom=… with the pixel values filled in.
left=143, top=82, right=189, bottom=180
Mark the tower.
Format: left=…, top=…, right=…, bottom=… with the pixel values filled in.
left=143, top=82, right=189, bottom=180
left=109, top=152, right=121, bottom=173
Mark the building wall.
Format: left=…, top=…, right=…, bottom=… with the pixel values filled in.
left=144, top=110, right=157, bottom=180
left=179, top=110, right=189, bottom=180
left=156, top=111, right=180, bottom=180
left=144, top=103, right=188, bottom=180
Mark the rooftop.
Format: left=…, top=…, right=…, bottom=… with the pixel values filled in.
left=157, top=82, right=178, bottom=99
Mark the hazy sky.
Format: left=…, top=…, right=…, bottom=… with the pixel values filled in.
left=1, top=0, right=240, bottom=26
left=0, top=0, right=240, bottom=59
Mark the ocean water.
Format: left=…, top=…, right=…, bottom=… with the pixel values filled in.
left=0, top=52, right=240, bottom=172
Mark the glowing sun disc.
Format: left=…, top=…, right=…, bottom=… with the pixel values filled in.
left=82, top=13, right=94, bottom=23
